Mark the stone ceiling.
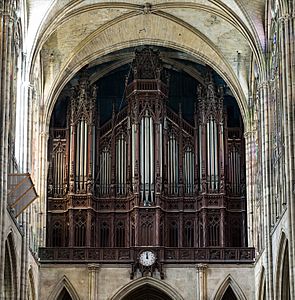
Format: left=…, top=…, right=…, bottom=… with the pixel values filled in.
left=26, top=0, right=267, bottom=128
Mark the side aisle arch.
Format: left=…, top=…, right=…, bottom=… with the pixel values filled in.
left=110, top=277, right=184, bottom=300
left=3, top=232, right=18, bottom=299
left=48, top=275, right=80, bottom=300
left=276, top=232, right=291, bottom=300
left=212, top=274, right=247, bottom=300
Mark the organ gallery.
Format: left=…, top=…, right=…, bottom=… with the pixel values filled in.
left=45, top=48, right=248, bottom=261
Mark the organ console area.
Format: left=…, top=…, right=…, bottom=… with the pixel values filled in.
left=46, top=48, right=246, bottom=253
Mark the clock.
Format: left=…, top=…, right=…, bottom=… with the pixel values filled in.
left=139, top=250, right=156, bottom=266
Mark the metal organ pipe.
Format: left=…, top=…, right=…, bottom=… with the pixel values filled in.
left=74, top=118, right=88, bottom=192
left=168, top=135, right=178, bottom=194
left=140, top=112, right=154, bottom=205
left=184, top=147, right=194, bottom=194
left=150, top=116, right=154, bottom=201
left=214, top=121, right=218, bottom=190
left=140, top=118, right=144, bottom=200
left=53, top=141, right=66, bottom=195
left=207, top=122, right=211, bottom=190
left=132, top=124, right=136, bottom=190
left=116, top=135, right=127, bottom=195
left=92, top=126, right=95, bottom=179
left=100, top=147, right=111, bottom=195
left=159, top=124, right=162, bottom=179
left=199, top=125, right=202, bottom=191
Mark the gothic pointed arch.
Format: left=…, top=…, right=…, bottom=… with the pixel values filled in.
left=213, top=274, right=247, bottom=300
left=48, top=275, right=80, bottom=300
left=28, top=267, right=36, bottom=300
left=4, top=232, right=18, bottom=300
left=257, top=267, right=266, bottom=300
left=110, top=277, right=184, bottom=300
left=276, top=232, right=291, bottom=300
left=57, top=288, right=72, bottom=300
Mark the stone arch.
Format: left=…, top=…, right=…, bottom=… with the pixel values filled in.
left=39, top=11, right=251, bottom=130
left=4, top=232, right=18, bottom=300
left=44, top=38, right=249, bottom=131
left=48, top=275, right=80, bottom=300
left=212, top=274, right=247, bottom=300
left=276, top=231, right=291, bottom=300
left=110, top=277, right=184, bottom=300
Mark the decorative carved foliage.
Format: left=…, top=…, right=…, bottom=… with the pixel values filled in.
left=197, top=72, right=224, bottom=123
left=69, top=73, right=97, bottom=125
left=132, top=48, right=162, bottom=80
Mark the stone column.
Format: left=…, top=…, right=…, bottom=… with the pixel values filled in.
left=279, top=13, right=295, bottom=300
left=39, top=131, right=49, bottom=247
left=195, top=264, right=208, bottom=300
left=0, top=2, right=19, bottom=295
left=259, top=81, right=275, bottom=300
left=88, top=264, right=100, bottom=300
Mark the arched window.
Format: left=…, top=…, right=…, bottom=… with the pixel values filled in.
left=169, top=221, right=178, bottom=247
left=208, top=215, right=220, bottom=246
left=74, top=215, right=86, bottom=246
left=100, top=222, right=110, bottom=247
left=52, top=222, right=62, bottom=247
left=184, top=220, right=194, bottom=247
left=115, top=221, right=125, bottom=247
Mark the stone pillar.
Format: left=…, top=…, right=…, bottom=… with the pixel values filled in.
left=195, top=264, right=208, bottom=300
left=39, top=131, right=49, bottom=247
left=244, top=130, right=256, bottom=247
left=259, top=81, right=275, bottom=300
left=279, top=13, right=295, bottom=300
left=88, top=264, right=100, bottom=300
left=0, top=2, right=20, bottom=295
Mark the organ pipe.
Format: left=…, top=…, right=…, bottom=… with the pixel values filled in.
left=168, top=134, right=179, bottom=195
left=116, top=134, right=127, bottom=195
left=131, top=124, right=136, bottom=190
left=228, top=143, right=241, bottom=195
left=100, top=147, right=111, bottom=195
left=140, top=112, right=154, bottom=205
left=185, top=147, right=194, bottom=194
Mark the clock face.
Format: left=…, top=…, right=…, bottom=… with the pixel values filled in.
left=139, top=251, right=156, bottom=266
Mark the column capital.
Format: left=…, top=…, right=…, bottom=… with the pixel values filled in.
left=244, top=130, right=255, bottom=139
left=88, top=263, right=101, bottom=272
left=195, top=263, right=208, bottom=272
left=257, top=81, right=269, bottom=90
left=279, top=14, right=292, bottom=22
left=40, top=132, right=49, bottom=139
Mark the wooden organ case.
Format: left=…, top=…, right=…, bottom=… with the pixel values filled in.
left=46, top=49, right=249, bottom=263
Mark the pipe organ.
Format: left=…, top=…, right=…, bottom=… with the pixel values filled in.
left=47, top=48, right=246, bottom=250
